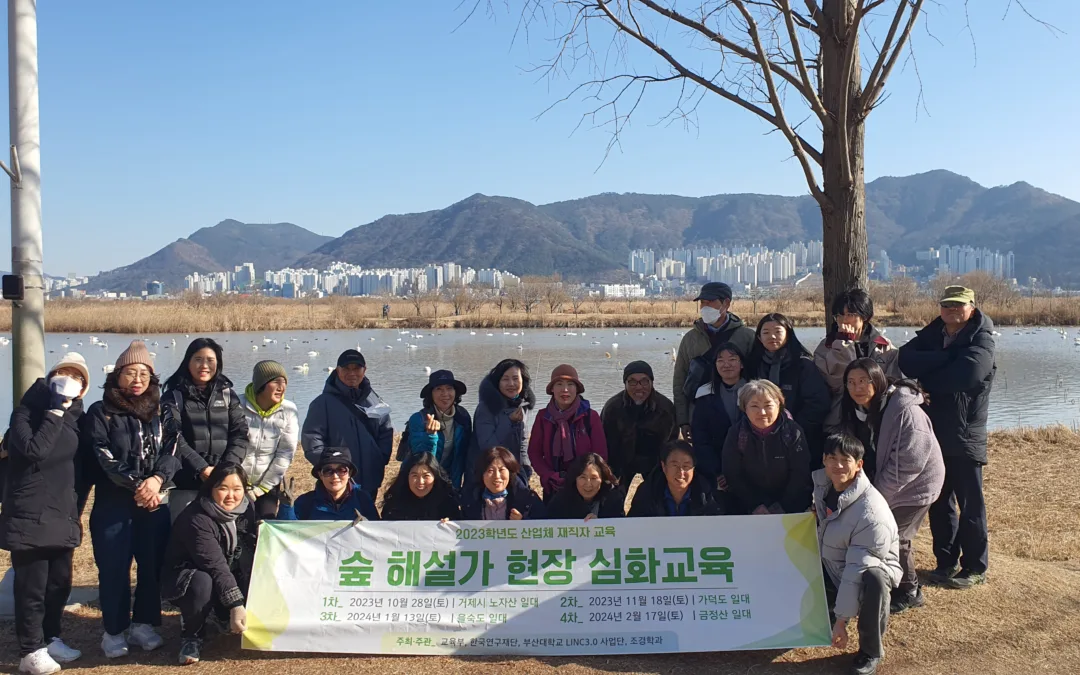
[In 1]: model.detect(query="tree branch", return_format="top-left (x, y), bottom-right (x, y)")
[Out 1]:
top-left (778, 0), bottom-right (830, 127)
top-left (732, 1), bottom-right (827, 206)
top-left (862, 0), bottom-right (926, 115)
top-left (589, 0), bottom-right (824, 166)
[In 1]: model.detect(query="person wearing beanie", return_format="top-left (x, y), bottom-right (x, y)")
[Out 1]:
top-left (84, 339), bottom-right (180, 659)
top-left (404, 370), bottom-right (472, 489)
top-left (301, 350), bottom-right (393, 500)
top-left (238, 361), bottom-right (298, 520)
top-left (527, 364), bottom-right (607, 500)
top-left (601, 359), bottom-right (678, 487)
top-left (1, 354), bottom-right (92, 673)
top-left (162, 338), bottom-right (249, 523)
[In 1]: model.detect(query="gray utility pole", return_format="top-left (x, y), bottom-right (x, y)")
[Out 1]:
top-left (2, 0), bottom-right (45, 402)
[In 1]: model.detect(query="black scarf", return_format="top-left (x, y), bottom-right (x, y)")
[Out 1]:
top-left (103, 380), bottom-right (161, 423)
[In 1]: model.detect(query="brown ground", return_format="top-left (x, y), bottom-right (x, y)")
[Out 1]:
top-left (2, 427), bottom-right (1079, 674)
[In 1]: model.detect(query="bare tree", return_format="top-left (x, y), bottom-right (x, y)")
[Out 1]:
top-left (520, 282), bottom-right (543, 315)
top-left (506, 285), bottom-right (522, 312)
top-left (443, 281), bottom-right (470, 316)
top-left (880, 276), bottom-right (918, 312)
top-left (490, 288), bottom-right (506, 314)
top-left (590, 293), bottom-right (605, 314)
top-left (427, 290), bottom-right (441, 319)
top-left (569, 285), bottom-right (588, 314)
top-left (407, 286), bottom-right (424, 317)
top-left (475, 1), bottom-right (1043, 313)
top-left (747, 286), bottom-right (766, 315)
top-left (544, 282), bottom-right (568, 313)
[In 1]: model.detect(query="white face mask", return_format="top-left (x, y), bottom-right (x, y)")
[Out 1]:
top-left (700, 306), bottom-right (723, 325)
top-left (49, 374), bottom-right (83, 399)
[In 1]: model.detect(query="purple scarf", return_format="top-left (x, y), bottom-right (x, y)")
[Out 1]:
top-left (546, 397), bottom-right (581, 465)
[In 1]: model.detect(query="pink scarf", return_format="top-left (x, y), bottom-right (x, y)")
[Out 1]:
top-left (547, 397), bottom-right (580, 465)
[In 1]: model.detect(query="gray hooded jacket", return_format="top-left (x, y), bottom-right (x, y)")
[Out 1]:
top-left (874, 385), bottom-right (946, 509)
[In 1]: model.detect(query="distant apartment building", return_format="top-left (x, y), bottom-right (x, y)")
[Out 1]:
top-left (630, 241), bottom-right (817, 289)
top-left (600, 284), bottom-right (646, 298)
top-left (920, 245), bottom-right (1016, 280)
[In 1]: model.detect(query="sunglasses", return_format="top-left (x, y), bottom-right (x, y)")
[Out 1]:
top-left (320, 466), bottom-right (350, 478)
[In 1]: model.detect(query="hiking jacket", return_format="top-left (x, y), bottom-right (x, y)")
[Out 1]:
top-left (672, 315), bottom-right (756, 426)
top-left (750, 335), bottom-right (831, 455)
top-left (626, 466), bottom-right (724, 517)
top-left (813, 324), bottom-right (902, 431)
top-left (600, 390), bottom-right (677, 481)
top-left (527, 398), bottom-right (607, 498)
top-left (872, 385), bottom-right (946, 510)
top-left (546, 482), bottom-right (627, 520)
top-left (380, 488), bottom-right (462, 522)
top-left (460, 475), bottom-right (546, 520)
top-left (161, 499), bottom-right (257, 610)
top-left (162, 377), bottom-right (249, 491)
top-left (239, 393), bottom-right (298, 497)
top-left (406, 406), bottom-right (472, 489)
top-left (690, 381), bottom-right (743, 479)
top-left (302, 374), bottom-right (394, 498)
top-left (814, 469), bottom-right (902, 620)
top-left (279, 481), bottom-right (381, 522)
top-left (897, 310), bottom-right (996, 464)
top-left (0, 380), bottom-right (84, 552)
top-left (468, 374), bottom-right (535, 484)
top-left (722, 414), bottom-right (812, 514)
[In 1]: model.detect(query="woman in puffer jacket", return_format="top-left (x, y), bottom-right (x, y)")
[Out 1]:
top-left (238, 361), bottom-right (298, 519)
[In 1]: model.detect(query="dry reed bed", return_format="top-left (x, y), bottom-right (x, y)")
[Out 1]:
top-left (1, 294), bottom-right (1079, 333)
top-left (2, 427), bottom-right (1080, 673)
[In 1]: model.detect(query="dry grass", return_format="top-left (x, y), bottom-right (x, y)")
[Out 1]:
top-left (2, 429), bottom-right (1080, 674)
top-left (3, 292), bottom-right (1080, 334)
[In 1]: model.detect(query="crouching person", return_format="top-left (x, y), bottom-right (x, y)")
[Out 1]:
top-left (161, 465), bottom-right (257, 666)
top-left (815, 434), bottom-right (902, 675)
top-left (277, 448), bottom-right (380, 522)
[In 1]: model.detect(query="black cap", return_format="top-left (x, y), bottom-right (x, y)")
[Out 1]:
top-left (694, 282), bottom-right (733, 302)
top-left (623, 360), bottom-right (654, 383)
top-left (312, 448), bottom-right (357, 479)
top-left (336, 349), bottom-right (366, 368)
top-left (421, 369), bottom-right (467, 400)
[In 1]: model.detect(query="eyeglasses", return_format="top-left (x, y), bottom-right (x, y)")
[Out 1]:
top-left (320, 466), bottom-right (350, 477)
top-left (120, 370), bottom-right (151, 381)
top-left (940, 302), bottom-right (965, 309)
top-left (626, 377), bottom-right (652, 388)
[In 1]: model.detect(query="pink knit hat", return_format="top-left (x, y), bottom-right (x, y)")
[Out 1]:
top-left (114, 340), bottom-right (154, 373)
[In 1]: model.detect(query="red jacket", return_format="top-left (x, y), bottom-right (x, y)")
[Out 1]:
top-left (527, 398), bottom-right (608, 498)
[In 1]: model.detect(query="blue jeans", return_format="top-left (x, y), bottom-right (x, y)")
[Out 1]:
top-left (89, 488), bottom-right (171, 635)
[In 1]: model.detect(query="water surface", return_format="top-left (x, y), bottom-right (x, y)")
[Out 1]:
top-left (1, 326), bottom-right (1077, 431)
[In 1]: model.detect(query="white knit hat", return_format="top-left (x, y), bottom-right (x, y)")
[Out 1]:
top-left (49, 352), bottom-right (91, 398)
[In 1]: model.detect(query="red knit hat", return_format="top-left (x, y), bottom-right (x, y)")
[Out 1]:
top-left (546, 364), bottom-right (584, 395)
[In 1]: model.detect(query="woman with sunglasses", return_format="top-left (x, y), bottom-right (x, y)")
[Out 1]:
top-left (277, 448), bottom-right (379, 522)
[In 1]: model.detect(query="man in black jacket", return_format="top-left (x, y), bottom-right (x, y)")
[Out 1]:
top-left (898, 286), bottom-right (995, 590)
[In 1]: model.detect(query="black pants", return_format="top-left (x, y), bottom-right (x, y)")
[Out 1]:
top-left (173, 570), bottom-right (228, 639)
top-left (929, 456), bottom-right (989, 574)
top-left (11, 548), bottom-right (74, 657)
top-left (89, 489), bottom-right (171, 635)
top-left (891, 503), bottom-right (931, 594)
top-left (824, 566), bottom-right (891, 659)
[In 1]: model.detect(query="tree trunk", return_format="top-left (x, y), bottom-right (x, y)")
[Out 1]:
top-left (819, 0), bottom-right (868, 315)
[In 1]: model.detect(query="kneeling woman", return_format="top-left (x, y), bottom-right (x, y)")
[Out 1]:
top-left (461, 447), bottom-right (545, 520)
top-left (628, 441), bottom-right (723, 517)
top-left (161, 465), bottom-right (257, 666)
top-left (279, 449), bottom-right (380, 521)
top-left (816, 434), bottom-right (902, 675)
top-left (381, 453), bottom-right (462, 521)
top-left (547, 454), bottom-right (626, 520)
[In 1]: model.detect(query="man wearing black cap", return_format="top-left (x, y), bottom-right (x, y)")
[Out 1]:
top-left (301, 350), bottom-right (393, 499)
top-left (673, 282), bottom-right (756, 440)
top-left (602, 361), bottom-right (678, 487)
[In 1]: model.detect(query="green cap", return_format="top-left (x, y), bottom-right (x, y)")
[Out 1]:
top-left (940, 286), bottom-right (975, 305)
top-left (252, 360), bottom-right (288, 392)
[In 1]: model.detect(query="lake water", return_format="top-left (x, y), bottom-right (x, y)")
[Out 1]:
top-left (1, 326), bottom-right (1078, 431)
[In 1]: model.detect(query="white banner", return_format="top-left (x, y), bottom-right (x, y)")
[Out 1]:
top-left (242, 514), bottom-right (830, 655)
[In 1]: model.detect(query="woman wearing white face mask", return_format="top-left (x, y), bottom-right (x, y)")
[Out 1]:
top-left (672, 282), bottom-right (756, 443)
top-left (0, 353), bottom-right (90, 674)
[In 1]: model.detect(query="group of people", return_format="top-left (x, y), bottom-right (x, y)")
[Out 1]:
top-left (0, 282), bottom-right (996, 675)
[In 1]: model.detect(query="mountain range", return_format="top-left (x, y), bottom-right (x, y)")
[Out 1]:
top-left (85, 170), bottom-right (1080, 293)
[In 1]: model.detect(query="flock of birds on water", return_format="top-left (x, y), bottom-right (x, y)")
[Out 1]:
top-left (0, 325), bottom-right (1078, 377)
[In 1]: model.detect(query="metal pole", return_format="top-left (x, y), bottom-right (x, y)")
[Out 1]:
top-left (8, 0), bottom-right (45, 401)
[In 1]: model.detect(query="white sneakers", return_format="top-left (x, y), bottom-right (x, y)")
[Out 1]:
top-left (100, 632), bottom-right (129, 659)
top-left (19, 639), bottom-right (81, 674)
top-left (18, 648), bottom-right (61, 675)
top-left (127, 623), bottom-right (165, 651)
top-left (46, 639), bottom-right (81, 663)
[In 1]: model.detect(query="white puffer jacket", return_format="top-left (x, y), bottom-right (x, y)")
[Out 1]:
top-left (239, 394), bottom-right (299, 495)
top-left (814, 469), bottom-right (902, 620)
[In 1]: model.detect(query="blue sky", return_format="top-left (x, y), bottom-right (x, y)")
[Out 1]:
top-left (1, 1), bottom-right (1077, 275)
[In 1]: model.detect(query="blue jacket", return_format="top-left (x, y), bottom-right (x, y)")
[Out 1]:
top-left (302, 374), bottom-right (393, 499)
top-left (406, 407), bottom-right (472, 488)
top-left (278, 481), bottom-right (380, 522)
